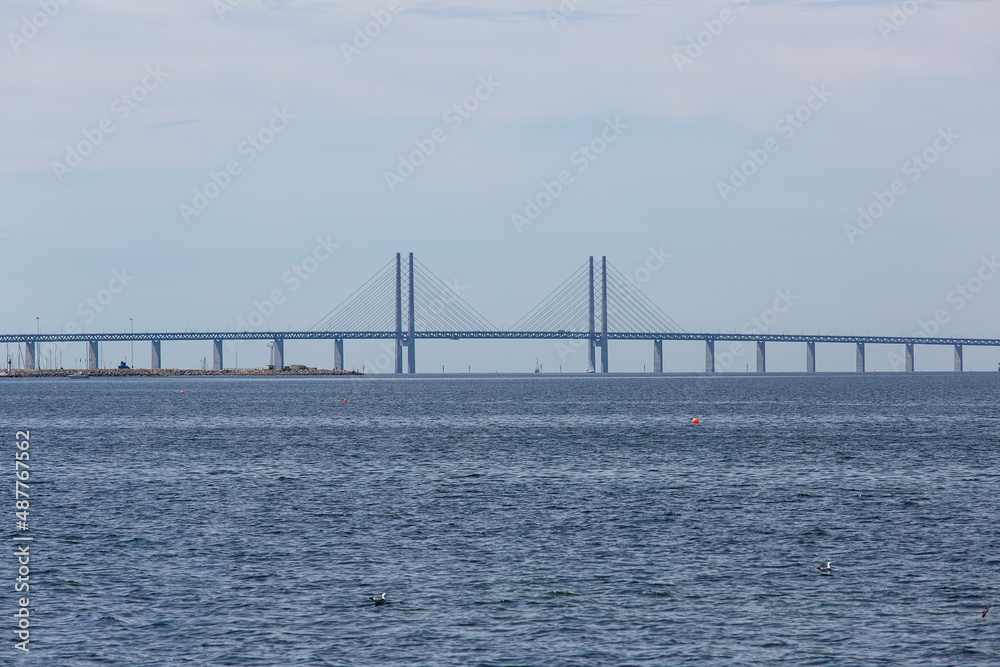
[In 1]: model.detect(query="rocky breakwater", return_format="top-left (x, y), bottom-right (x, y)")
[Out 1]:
top-left (0, 368), bottom-right (362, 378)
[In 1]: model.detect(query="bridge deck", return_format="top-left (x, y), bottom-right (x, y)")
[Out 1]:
top-left (4, 331), bottom-right (1000, 346)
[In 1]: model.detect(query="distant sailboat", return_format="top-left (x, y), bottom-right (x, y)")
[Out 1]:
top-left (534, 358), bottom-right (541, 373)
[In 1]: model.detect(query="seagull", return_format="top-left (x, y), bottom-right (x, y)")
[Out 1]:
top-left (367, 592), bottom-right (387, 605)
top-left (984, 604), bottom-right (991, 618)
top-left (817, 562), bottom-right (832, 574)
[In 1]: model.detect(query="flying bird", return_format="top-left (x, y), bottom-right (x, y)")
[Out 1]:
top-left (817, 562), bottom-right (832, 574)
top-left (368, 592), bottom-right (387, 605)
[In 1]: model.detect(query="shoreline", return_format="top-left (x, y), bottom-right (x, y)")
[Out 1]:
top-left (0, 368), bottom-right (361, 378)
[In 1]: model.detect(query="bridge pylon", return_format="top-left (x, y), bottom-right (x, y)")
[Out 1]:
top-left (24, 340), bottom-right (36, 370)
top-left (588, 257), bottom-right (596, 373)
top-left (395, 253), bottom-right (403, 374)
top-left (311, 252), bottom-right (494, 373)
top-left (510, 255), bottom-right (683, 373)
top-left (407, 252), bottom-right (416, 373)
top-left (600, 256), bottom-right (609, 373)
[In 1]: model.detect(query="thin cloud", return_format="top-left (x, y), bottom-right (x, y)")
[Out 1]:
top-left (402, 4), bottom-right (622, 23)
top-left (144, 119), bottom-right (203, 130)
top-left (261, 0), bottom-right (339, 12)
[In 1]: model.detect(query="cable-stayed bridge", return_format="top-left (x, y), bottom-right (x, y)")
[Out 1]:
top-left (4, 253), bottom-right (999, 373)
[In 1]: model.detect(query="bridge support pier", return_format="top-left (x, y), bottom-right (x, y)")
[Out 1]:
top-left (653, 340), bottom-right (662, 373)
top-left (212, 339), bottom-right (224, 370)
top-left (806, 342), bottom-right (816, 373)
top-left (24, 341), bottom-right (36, 370)
top-left (705, 340), bottom-right (715, 373)
top-left (954, 344), bottom-right (963, 372)
top-left (334, 339), bottom-right (344, 371)
top-left (273, 338), bottom-right (284, 369)
top-left (856, 342), bottom-right (865, 373)
top-left (87, 340), bottom-right (99, 370)
top-left (905, 343), bottom-right (914, 372)
top-left (151, 340), bottom-right (161, 369)
top-left (756, 340), bottom-right (766, 373)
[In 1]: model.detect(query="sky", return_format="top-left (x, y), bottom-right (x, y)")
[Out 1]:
top-left (1, 0), bottom-right (998, 373)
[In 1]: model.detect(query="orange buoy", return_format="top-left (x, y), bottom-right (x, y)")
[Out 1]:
top-left (691, 418), bottom-right (700, 424)
top-left (53, 386), bottom-right (57, 389)
top-left (180, 390), bottom-right (185, 394)
top-left (343, 398), bottom-right (348, 403)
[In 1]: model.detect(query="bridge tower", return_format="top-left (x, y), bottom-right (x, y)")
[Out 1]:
top-left (87, 340), bottom-right (99, 370)
top-left (588, 257), bottom-right (596, 373)
top-left (600, 256), bottom-right (608, 373)
top-left (272, 338), bottom-right (284, 369)
top-left (407, 252), bottom-right (416, 373)
top-left (334, 339), bottom-right (344, 371)
top-left (395, 253), bottom-right (403, 374)
top-left (212, 339), bottom-right (224, 370)
top-left (311, 252), bottom-right (493, 374)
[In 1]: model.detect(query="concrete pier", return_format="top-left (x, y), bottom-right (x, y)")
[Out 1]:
top-left (334, 338), bottom-right (344, 371)
top-left (806, 341), bottom-right (816, 373)
top-left (273, 338), bottom-right (284, 369)
top-left (705, 340), bottom-right (715, 373)
top-left (856, 342), bottom-right (865, 373)
top-left (954, 344), bottom-right (963, 372)
top-left (653, 340), bottom-right (663, 373)
top-left (212, 339), bottom-right (223, 370)
top-left (151, 340), bottom-right (161, 369)
top-left (23, 341), bottom-right (36, 370)
top-left (87, 340), bottom-right (99, 370)
top-left (905, 343), bottom-right (914, 372)
top-left (756, 340), bottom-right (765, 373)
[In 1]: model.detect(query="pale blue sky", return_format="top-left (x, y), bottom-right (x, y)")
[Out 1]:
top-left (2, 0), bottom-right (997, 372)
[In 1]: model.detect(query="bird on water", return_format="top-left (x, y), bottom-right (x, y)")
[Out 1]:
top-left (368, 592), bottom-right (387, 605)
top-left (817, 562), bottom-right (832, 574)
top-left (983, 603), bottom-right (991, 618)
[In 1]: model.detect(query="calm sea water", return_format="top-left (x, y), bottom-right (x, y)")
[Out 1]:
top-left (3, 374), bottom-right (1000, 665)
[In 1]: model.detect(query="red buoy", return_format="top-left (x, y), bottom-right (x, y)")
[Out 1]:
top-left (180, 391), bottom-right (185, 394)
top-left (692, 418), bottom-right (700, 424)
top-left (343, 398), bottom-right (348, 403)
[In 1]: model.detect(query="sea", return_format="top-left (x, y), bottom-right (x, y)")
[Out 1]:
top-left (3, 373), bottom-right (1000, 665)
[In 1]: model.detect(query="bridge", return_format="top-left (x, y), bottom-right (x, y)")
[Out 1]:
top-left (4, 253), bottom-right (997, 373)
